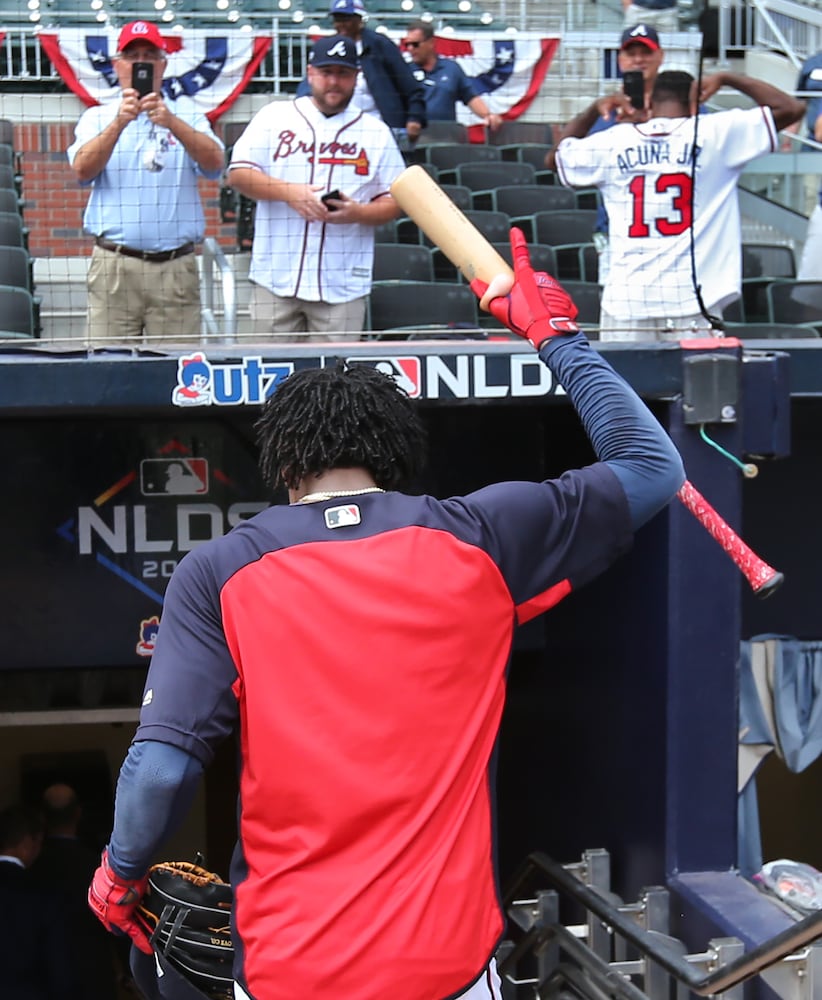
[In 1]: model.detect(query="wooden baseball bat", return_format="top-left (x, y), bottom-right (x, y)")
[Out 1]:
top-left (391, 165), bottom-right (514, 285)
top-left (389, 164), bottom-right (785, 598)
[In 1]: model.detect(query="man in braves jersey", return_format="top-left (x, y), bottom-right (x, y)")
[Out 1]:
top-left (227, 35), bottom-right (405, 340)
top-left (87, 229), bottom-right (685, 1000)
top-left (546, 70), bottom-right (804, 340)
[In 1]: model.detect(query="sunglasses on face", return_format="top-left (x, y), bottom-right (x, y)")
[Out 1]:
top-left (404, 40), bottom-right (423, 48)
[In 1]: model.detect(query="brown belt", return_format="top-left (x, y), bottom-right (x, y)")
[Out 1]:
top-left (95, 237), bottom-right (195, 263)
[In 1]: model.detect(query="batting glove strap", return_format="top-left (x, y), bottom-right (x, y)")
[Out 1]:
top-left (89, 849), bottom-right (152, 954)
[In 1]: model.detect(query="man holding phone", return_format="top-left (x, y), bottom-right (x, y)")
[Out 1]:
top-left (545, 24), bottom-right (665, 300)
top-left (68, 21), bottom-right (224, 344)
top-left (228, 35), bottom-right (405, 340)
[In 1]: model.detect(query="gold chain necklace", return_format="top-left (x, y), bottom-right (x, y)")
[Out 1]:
top-left (295, 487), bottom-right (385, 505)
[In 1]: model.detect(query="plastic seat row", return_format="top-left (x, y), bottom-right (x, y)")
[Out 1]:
top-left (367, 278), bottom-right (604, 335)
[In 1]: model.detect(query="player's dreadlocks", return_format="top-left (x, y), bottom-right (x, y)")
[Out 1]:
top-left (255, 362), bottom-right (428, 492)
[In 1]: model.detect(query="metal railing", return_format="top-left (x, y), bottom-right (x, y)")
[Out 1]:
top-left (201, 237), bottom-right (238, 343)
top-left (500, 851), bottom-right (822, 1000)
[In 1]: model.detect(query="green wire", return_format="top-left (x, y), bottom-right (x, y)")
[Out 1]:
top-left (699, 424), bottom-right (758, 478)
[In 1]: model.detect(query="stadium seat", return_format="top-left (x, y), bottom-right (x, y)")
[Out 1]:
top-left (724, 322), bottom-right (820, 339)
top-left (416, 122), bottom-right (469, 145)
top-left (487, 120), bottom-right (553, 148)
top-left (516, 145), bottom-right (552, 172)
top-left (0, 211), bottom-right (26, 248)
top-left (439, 184), bottom-right (473, 211)
top-left (0, 119), bottom-right (14, 147)
top-left (372, 244), bottom-right (434, 282)
top-left (0, 245), bottom-right (40, 335)
top-left (529, 209), bottom-right (598, 247)
top-left (368, 279), bottom-right (479, 331)
top-left (742, 243), bottom-right (796, 279)
top-left (496, 184), bottom-right (575, 220)
top-left (741, 243), bottom-right (796, 322)
top-left (460, 210), bottom-right (512, 245)
top-left (766, 280), bottom-right (822, 330)
top-left (574, 187), bottom-right (601, 211)
top-left (375, 219), bottom-right (399, 244)
top-left (560, 279), bottom-right (602, 328)
top-left (453, 161), bottom-right (535, 195)
top-left (0, 188), bottom-right (22, 216)
top-left (0, 284), bottom-right (36, 338)
top-left (490, 241), bottom-right (558, 278)
top-left (425, 143), bottom-right (502, 174)
top-left (548, 242), bottom-right (600, 282)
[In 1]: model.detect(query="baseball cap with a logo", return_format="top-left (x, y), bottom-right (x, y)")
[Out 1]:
top-left (620, 23), bottom-right (661, 51)
top-left (117, 20), bottom-right (167, 53)
top-left (309, 35), bottom-right (359, 69)
top-left (329, 0), bottom-right (367, 16)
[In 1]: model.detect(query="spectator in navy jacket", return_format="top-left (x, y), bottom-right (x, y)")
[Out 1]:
top-left (298, 0), bottom-right (426, 147)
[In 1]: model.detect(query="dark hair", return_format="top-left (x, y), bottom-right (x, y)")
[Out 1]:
top-left (255, 363), bottom-right (427, 492)
top-left (0, 803), bottom-right (42, 851)
top-left (406, 19), bottom-right (434, 39)
top-left (651, 70), bottom-right (694, 110)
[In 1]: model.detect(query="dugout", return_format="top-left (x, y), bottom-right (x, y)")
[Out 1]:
top-left (0, 336), bottom-right (819, 973)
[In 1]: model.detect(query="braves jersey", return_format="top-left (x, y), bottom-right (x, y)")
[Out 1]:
top-left (554, 107), bottom-right (778, 319)
top-left (136, 475), bottom-right (630, 1000)
top-left (228, 96), bottom-right (405, 303)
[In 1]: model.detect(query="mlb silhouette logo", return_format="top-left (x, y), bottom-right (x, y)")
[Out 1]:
top-left (325, 504), bottom-right (361, 529)
top-left (347, 357), bottom-right (421, 398)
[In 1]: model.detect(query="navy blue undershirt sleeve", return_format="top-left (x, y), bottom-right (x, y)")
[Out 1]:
top-left (540, 334), bottom-right (685, 529)
top-left (107, 740), bottom-right (204, 878)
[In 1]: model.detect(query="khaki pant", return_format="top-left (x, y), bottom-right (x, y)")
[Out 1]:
top-left (87, 245), bottom-right (202, 344)
top-left (250, 282), bottom-right (366, 342)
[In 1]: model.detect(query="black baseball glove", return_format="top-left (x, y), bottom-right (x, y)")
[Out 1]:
top-left (135, 861), bottom-right (234, 1000)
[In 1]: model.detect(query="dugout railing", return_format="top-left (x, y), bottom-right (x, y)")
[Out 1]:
top-left (498, 849), bottom-right (822, 1000)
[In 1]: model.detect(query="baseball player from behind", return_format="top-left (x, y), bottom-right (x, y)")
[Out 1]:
top-left (228, 35), bottom-right (405, 340)
top-left (88, 229), bottom-right (685, 1000)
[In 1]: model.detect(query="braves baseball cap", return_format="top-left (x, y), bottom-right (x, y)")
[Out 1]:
top-left (117, 20), bottom-right (167, 53)
top-left (620, 23), bottom-right (661, 51)
top-left (309, 35), bottom-right (359, 68)
top-left (329, 0), bottom-right (367, 16)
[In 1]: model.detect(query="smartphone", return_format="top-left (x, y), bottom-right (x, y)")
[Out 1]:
top-left (622, 70), bottom-right (645, 111)
top-left (321, 189), bottom-right (342, 211)
top-left (132, 62), bottom-right (155, 99)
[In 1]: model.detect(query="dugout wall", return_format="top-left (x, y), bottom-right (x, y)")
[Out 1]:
top-left (0, 336), bottom-right (813, 963)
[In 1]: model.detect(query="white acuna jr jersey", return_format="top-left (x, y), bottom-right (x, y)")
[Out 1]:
top-left (554, 106), bottom-right (778, 319)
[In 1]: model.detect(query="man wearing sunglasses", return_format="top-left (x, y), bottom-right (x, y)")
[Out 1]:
top-left (404, 20), bottom-right (502, 132)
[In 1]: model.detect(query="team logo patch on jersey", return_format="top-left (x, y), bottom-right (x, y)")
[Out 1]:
top-left (325, 504), bottom-right (361, 529)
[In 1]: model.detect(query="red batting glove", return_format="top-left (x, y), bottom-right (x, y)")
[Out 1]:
top-left (88, 849), bottom-right (152, 954)
top-left (470, 227), bottom-right (579, 350)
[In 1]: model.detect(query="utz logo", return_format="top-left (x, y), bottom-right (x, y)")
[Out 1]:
top-left (172, 352), bottom-right (294, 407)
top-left (346, 357), bottom-right (421, 398)
top-left (136, 615), bottom-right (161, 657)
top-left (325, 504), bottom-right (361, 529)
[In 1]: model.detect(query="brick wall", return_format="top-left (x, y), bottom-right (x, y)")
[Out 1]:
top-left (14, 121), bottom-right (239, 258)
